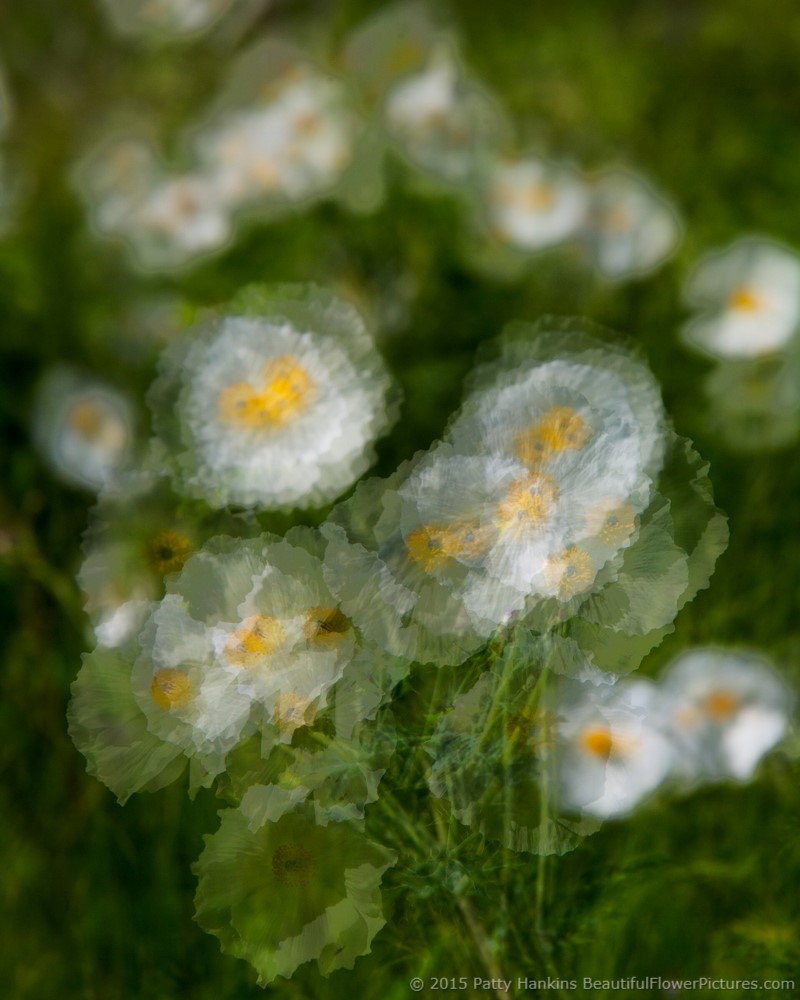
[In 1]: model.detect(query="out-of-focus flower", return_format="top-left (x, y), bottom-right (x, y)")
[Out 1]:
top-left (444, 327), bottom-right (666, 611)
top-left (682, 239), bottom-right (800, 359)
top-left (381, 45), bottom-right (506, 187)
top-left (75, 137), bottom-right (232, 270)
top-left (193, 44), bottom-right (363, 216)
top-left (556, 677), bottom-right (675, 818)
top-left (98, 0), bottom-right (236, 40)
top-left (193, 802), bottom-right (396, 984)
top-left (482, 156), bottom-right (588, 252)
top-left (321, 460), bottom-right (490, 668)
top-left (149, 285), bottom-right (398, 510)
top-left (137, 530), bottom-right (358, 759)
top-left (77, 468), bottom-right (248, 648)
top-left (583, 169), bottom-right (681, 280)
top-left (660, 649), bottom-right (791, 782)
top-left (32, 368), bottom-right (134, 491)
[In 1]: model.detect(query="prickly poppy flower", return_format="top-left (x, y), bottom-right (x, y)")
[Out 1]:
top-left (148, 284), bottom-right (398, 510)
top-left (682, 238), bottom-right (800, 359)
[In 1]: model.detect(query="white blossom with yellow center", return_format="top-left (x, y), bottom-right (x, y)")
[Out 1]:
top-left (557, 679), bottom-right (675, 819)
top-left (158, 295), bottom-right (395, 509)
top-left (32, 369), bottom-right (134, 491)
top-left (584, 170), bottom-right (681, 280)
top-left (660, 649), bottom-right (791, 782)
top-left (682, 239), bottom-right (800, 359)
top-left (485, 156), bottom-right (589, 251)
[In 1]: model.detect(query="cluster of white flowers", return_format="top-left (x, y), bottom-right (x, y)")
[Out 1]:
top-left (324, 321), bottom-right (728, 671)
top-left (680, 237), bottom-right (800, 450)
top-left (75, 5), bottom-right (680, 280)
top-left (70, 524), bottom-right (407, 800)
top-left (76, 45), bottom-right (364, 270)
top-left (149, 285), bottom-right (398, 509)
top-left (557, 649), bottom-right (792, 819)
top-left (32, 368), bottom-right (135, 491)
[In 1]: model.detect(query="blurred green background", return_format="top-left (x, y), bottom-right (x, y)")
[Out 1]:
top-left (1, 0), bottom-right (799, 997)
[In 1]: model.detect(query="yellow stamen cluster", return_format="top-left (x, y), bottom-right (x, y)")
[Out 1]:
top-left (151, 668), bottom-right (193, 711)
top-left (147, 530), bottom-right (193, 576)
top-left (406, 520), bottom-right (489, 574)
top-left (304, 606), bottom-right (351, 645)
top-left (589, 501), bottom-right (636, 547)
top-left (494, 179), bottom-right (555, 212)
top-left (218, 355), bottom-right (315, 430)
top-left (495, 473), bottom-right (560, 534)
top-left (225, 614), bottom-right (286, 670)
top-left (271, 842), bottom-right (316, 887)
top-left (68, 400), bottom-right (106, 439)
top-left (544, 546), bottom-right (595, 599)
top-left (580, 725), bottom-right (614, 759)
top-left (515, 406), bottom-right (592, 467)
top-left (728, 287), bottom-right (761, 313)
top-left (702, 689), bottom-right (740, 721)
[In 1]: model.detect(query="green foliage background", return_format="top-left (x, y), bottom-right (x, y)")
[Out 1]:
top-left (1, 0), bottom-right (799, 997)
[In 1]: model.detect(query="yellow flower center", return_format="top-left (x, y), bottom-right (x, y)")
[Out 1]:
top-left (151, 668), bottom-right (193, 711)
top-left (585, 501), bottom-right (637, 547)
top-left (580, 725), bottom-right (614, 759)
top-left (729, 287), bottom-right (761, 313)
top-left (146, 530), bottom-right (193, 576)
top-left (515, 406), bottom-right (592, 467)
top-left (271, 842), bottom-right (316, 887)
top-left (495, 473), bottom-right (560, 533)
top-left (218, 355), bottom-right (315, 430)
top-left (68, 400), bottom-right (106, 440)
top-left (304, 606), bottom-right (351, 644)
top-left (225, 615), bottom-right (286, 670)
top-left (406, 520), bottom-right (489, 574)
top-left (543, 546), bottom-right (595, 599)
top-left (702, 689), bottom-right (740, 720)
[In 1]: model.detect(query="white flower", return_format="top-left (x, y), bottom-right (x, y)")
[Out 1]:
top-left (557, 678), bottom-right (675, 818)
top-left (131, 172), bottom-right (232, 267)
top-left (484, 156), bottom-right (589, 251)
top-left (682, 239), bottom-right (800, 359)
top-left (196, 64), bottom-right (357, 211)
top-left (32, 369), bottom-right (134, 491)
top-left (660, 649), bottom-right (791, 782)
top-left (100, 0), bottom-right (234, 38)
top-left (383, 46), bottom-right (504, 185)
top-left (584, 170), bottom-right (681, 280)
top-left (151, 286), bottom-right (397, 509)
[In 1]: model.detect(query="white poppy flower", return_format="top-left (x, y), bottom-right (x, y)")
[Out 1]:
top-left (660, 649), bottom-right (791, 782)
top-left (484, 156), bottom-right (589, 251)
top-left (682, 239), bottom-right (800, 359)
top-left (130, 172), bottom-right (232, 267)
top-left (32, 369), bottom-right (134, 491)
top-left (557, 679), bottom-right (675, 818)
top-left (150, 286), bottom-right (397, 510)
top-left (584, 170), bottom-right (681, 280)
